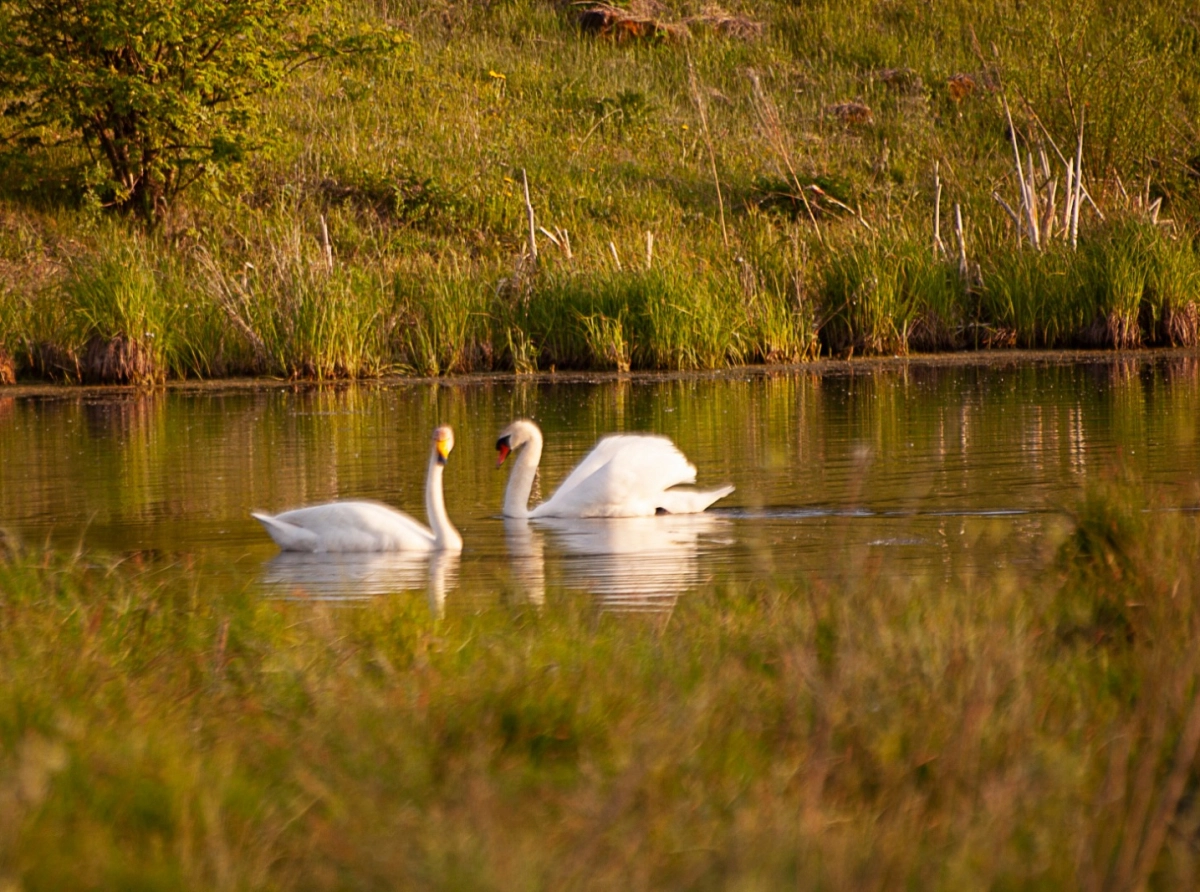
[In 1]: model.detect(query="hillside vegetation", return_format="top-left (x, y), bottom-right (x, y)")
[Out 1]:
top-left (2, 0), bottom-right (1199, 382)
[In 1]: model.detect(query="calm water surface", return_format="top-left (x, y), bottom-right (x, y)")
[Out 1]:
top-left (3, 356), bottom-right (1199, 614)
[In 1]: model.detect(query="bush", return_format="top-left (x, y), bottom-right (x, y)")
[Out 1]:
top-left (0, 0), bottom-right (403, 220)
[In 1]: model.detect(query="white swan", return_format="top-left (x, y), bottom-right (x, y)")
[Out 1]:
top-left (495, 418), bottom-right (734, 518)
top-left (252, 425), bottom-right (463, 553)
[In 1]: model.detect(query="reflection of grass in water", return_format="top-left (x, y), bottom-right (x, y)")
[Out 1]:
top-left (2, 479), bottom-right (1199, 886)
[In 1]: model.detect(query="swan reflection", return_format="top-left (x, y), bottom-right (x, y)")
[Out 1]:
top-left (259, 550), bottom-right (459, 615)
top-left (520, 514), bottom-right (729, 614)
top-left (505, 518), bottom-right (546, 606)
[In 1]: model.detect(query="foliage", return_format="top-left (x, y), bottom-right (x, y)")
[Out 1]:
top-left (0, 0), bottom-right (404, 219)
top-left (1, 0), bottom-right (1199, 379)
top-left (2, 474), bottom-right (1200, 886)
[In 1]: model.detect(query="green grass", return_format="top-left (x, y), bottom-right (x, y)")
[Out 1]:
top-left (2, 480), bottom-right (1200, 887)
top-left (2, 0), bottom-right (1200, 381)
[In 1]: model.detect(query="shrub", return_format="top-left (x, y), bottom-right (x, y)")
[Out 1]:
top-left (0, 0), bottom-right (403, 220)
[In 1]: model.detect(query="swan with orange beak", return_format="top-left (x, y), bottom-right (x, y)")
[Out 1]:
top-left (496, 419), bottom-right (733, 518)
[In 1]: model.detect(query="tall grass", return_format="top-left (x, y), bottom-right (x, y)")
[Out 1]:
top-left (2, 0), bottom-right (1200, 382)
top-left (2, 478), bottom-right (1200, 886)
top-left (226, 234), bottom-right (397, 380)
top-left (531, 266), bottom-right (749, 370)
top-left (978, 223), bottom-right (1200, 349)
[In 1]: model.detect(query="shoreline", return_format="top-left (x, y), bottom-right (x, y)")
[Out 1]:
top-left (1, 347), bottom-right (1195, 398)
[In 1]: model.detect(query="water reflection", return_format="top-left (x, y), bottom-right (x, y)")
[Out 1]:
top-left (260, 550), bottom-right (460, 614)
top-left (505, 518), bottom-right (546, 607)
top-left (2, 355), bottom-right (1200, 608)
top-left (527, 514), bottom-right (731, 614)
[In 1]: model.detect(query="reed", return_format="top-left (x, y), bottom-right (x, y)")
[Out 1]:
top-left (529, 266), bottom-right (748, 371)
top-left (819, 234), bottom-right (962, 355)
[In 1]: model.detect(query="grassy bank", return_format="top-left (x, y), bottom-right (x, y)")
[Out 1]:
top-left (1, 481), bottom-right (1199, 887)
top-left (2, 0), bottom-right (1200, 382)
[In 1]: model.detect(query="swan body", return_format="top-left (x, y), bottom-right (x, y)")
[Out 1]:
top-left (496, 419), bottom-right (734, 519)
top-left (252, 426), bottom-right (463, 553)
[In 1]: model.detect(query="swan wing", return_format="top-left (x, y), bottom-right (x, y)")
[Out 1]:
top-left (655, 484), bottom-right (736, 515)
top-left (533, 435), bottom-right (700, 518)
top-left (252, 512), bottom-right (321, 552)
top-left (258, 501), bottom-right (436, 552)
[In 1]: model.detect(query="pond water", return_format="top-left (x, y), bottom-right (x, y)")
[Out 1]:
top-left (2, 355), bottom-right (1199, 615)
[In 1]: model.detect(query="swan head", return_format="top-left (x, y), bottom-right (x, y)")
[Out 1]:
top-left (495, 418), bottom-right (540, 467)
top-left (433, 425), bottom-right (455, 465)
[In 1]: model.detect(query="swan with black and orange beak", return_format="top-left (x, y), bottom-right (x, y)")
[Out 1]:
top-left (252, 425), bottom-right (463, 553)
top-left (496, 419), bottom-right (733, 519)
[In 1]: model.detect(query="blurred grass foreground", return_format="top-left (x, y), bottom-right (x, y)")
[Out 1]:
top-left (2, 479), bottom-right (1200, 887)
top-left (2, 0), bottom-right (1200, 382)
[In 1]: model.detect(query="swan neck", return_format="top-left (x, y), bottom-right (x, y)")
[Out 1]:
top-left (502, 425), bottom-right (543, 519)
top-left (425, 451), bottom-right (462, 551)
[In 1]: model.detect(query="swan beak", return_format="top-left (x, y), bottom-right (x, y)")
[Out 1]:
top-left (496, 438), bottom-right (511, 468)
top-left (436, 438), bottom-right (452, 465)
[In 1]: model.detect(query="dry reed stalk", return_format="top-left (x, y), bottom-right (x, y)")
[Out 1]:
top-left (1026, 151), bottom-right (1041, 246)
top-left (645, 231), bottom-right (654, 269)
top-left (933, 162), bottom-right (945, 259)
top-left (319, 216), bottom-right (333, 271)
top-left (1022, 101), bottom-right (1104, 220)
top-left (1071, 112), bottom-right (1084, 249)
top-left (1002, 93), bottom-right (1038, 249)
top-left (556, 227), bottom-right (573, 261)
top-left (522, 169), bottom-right (538, 262)
top-left (687, 57), bottom-right (729, 249)
top-left (537, 226), bottom-right (560, 249)
top-left (954, 203), bottom-right (968, 278)
top-left (993, 192), bottom-right (1022, 231)
top-left (747, 70), bottom-right (823, 244)
top-left (1063, 159), bottom-right (1075, 233)
top-left (1116, 175), bottom-right (1132, 205)
top-left (608, 241), bottom-right (622, 270)
top-left (1041, 178), bottom-right (1058, 240)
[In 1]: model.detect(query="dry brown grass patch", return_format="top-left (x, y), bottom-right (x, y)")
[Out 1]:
top-left (577, 2), bottom-right (690, 42)
top-left (826, 101), bottom-right (874, 126)
top-left (1161, 301), bottom-right (1200, 347)
top-left (689, 6), bottom-right (763, 39)
top-left (0, 348), bottom-right (14, 385)
top-left (874, 67), bottom-right (923, 94)
top-left (1079, 313), bottom-right (1142, 349)
top-left (81, 335), bottom-right (162, 385)
top-left (947, 71), bottom-right (999, 103)
top-left (576, 3), bottom-right (762, 43)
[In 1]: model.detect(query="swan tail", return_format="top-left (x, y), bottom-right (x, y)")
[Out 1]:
top-left (252, 511), bottom-right (320, 552)
top-left (656, 484), bottom-right (735, 515)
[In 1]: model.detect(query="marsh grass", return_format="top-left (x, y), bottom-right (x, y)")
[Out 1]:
top-left (2, 479), bottom-right (1200, 887)
top-left (2, 0), bottom-right (1200, 382)
top-left (530, 266), bottom-right (748, 370)
top-left (974, 222), bottom-right (1200, 349)
top-left (393, 263), bottom-right (492, 376)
